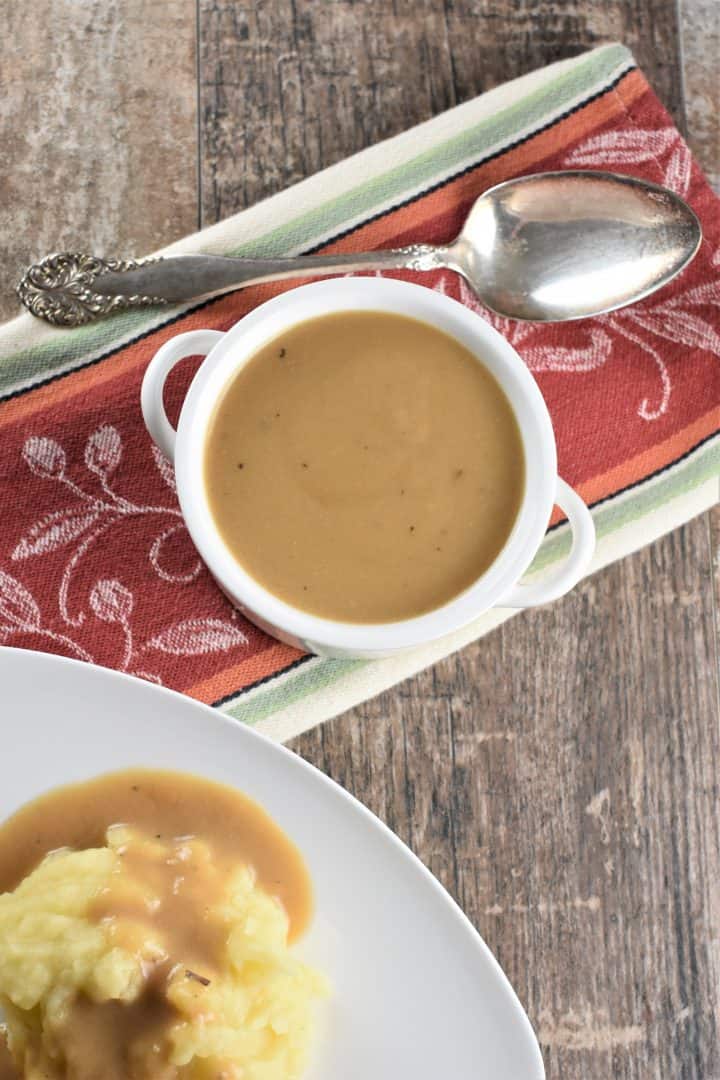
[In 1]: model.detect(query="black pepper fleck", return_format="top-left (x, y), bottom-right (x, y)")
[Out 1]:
top-left (185, 970), bottom-right (211, 987)
top-left (409, 525), bottom-right (415, 532)
top-left (237, 463), bottom-right (245, 469)
top-left (279, 347), bottom-right (286, 358)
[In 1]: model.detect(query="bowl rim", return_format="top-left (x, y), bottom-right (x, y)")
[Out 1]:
top-left (174, 278), bottom-right (558, 652)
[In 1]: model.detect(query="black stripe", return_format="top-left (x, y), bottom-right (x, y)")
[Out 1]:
top-left (212, 426), bottom-right (719, 712)
top-left (3, 63), bottom-right (635, 406)
top-left (301, 65), bottom-right (636, 256)
top-left (0, 302), bottom-right (218, 407)
top-left (547, 426), bottom-right (718, 529)
top-left (212, 653), bottom-right (315, 707)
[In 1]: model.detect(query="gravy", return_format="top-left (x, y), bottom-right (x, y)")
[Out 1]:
top-left (0, 1040), bottom-right (16, 1080)
top-left (0, 769), bottom-right (314, 1080)
top-left (205, 311), bottom-right (525, 623)
top-left (0, 768), bottom-right (311, 939)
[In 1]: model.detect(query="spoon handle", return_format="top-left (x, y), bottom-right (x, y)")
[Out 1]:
top-left (17, 246), bottom-right (446, 327)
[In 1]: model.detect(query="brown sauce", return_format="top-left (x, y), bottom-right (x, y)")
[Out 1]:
top-left (0, 768), bottom-right (311, 939)
top-left (0, 769), bottom-right (313, 1079)
top-left (59, 990), bottom-right (176, 1079)
top-left (0, 1039), bottom-right (17, 1080)
top-left (204, 311), bottom-right (525, 623)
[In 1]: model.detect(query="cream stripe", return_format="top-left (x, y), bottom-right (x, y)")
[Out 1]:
top-left (216, 432), bottom-right (719, 725)
top-left (257, 474), bottom-right (718, 744)
top-left (0, 46), bottom-right (632, 397)
top-left (160, 46), bottom-right (633, 258)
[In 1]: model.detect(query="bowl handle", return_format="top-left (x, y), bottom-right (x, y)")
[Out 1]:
top-left (141, 330), bottom-right (224, 461)
top-left (502, 478), bottom-right (595, 608)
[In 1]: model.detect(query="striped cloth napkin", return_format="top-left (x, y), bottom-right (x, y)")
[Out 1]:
top-left (0, 44), bottom-right (718, 742)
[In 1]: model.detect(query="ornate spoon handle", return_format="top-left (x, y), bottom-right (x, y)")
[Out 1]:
top-left (17, 246), bottom-right (446, 327)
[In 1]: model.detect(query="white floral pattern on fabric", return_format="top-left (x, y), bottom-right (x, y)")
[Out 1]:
top-left (564, 127), bottom-right (693, 197)
top-left (0, 427), bottom-right (248, 682)
top-left (435, 272), bottom-right (720, 422)
top-left (2, 114), bottom-right (717, 693)
top-left (426, 121), bottom-right (719, 423)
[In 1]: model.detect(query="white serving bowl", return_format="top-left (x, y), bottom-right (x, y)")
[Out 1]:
top-left (142, 278), bottom-right (594, 657)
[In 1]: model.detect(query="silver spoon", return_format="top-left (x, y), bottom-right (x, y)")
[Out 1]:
top-left (18, 170), bottom-right (701, 328)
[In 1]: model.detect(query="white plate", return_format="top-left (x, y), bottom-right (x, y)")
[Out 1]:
top-left (0, 648), bottom-right (544, 1079)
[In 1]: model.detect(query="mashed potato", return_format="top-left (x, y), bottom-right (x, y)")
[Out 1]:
top-left (0, 827), bottom-right (327, 1079)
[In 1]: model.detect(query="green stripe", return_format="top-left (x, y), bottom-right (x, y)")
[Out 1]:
top-left (221, 46), bottom-right (632, 261)
top-left (0, 45), bottom-right (631, 393)
top-left (224, 435), bottom-right (719, 727)
top-left (222, 658), bottom-right (364, 726)
top-left (0, 310), bottom-right (165, 398)
top-left (529, 435), bottom-right (720, 570)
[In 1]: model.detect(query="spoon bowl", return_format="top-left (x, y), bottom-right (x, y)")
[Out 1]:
top-left (18, 171), bottom-right (702, 327)
top-left (449, 171), bottom-right (702, 320)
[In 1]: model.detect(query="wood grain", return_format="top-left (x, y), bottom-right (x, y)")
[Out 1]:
top-left (711, 501), bottom-right (720, 693)
top-left (0, 1), bottom-right (717, 1078)
top-left (683, 0), bottom-right (720, 732)
top-left (198, 0), bottom-right (685, 223)
top-left (681, 0), bottom-right (720, 192)
top-left (293, 521), bottom-right (720, 1079)
top-left (197, 2), bottom-right (720, 1077)
top-left (0, 0), bottom-right (198, 324)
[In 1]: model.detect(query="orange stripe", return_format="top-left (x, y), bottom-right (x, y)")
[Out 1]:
top-left (544, 406), bottom-right (718, 526)
top-left (578, 407), bottom-right (718, 507)
top-left (192, 410), bottom-right (717, 703)
top-left (184, 639), bottom-right (303, 703)
top-left (0, 70), bottom-right (646, 429)
top-left (0, 294), bottom-right (282, 427)
top-left (0, 335), bottom-right (158, 427)
top-left (321, 70), bottom-right (648, 254)
top-left (615, 67), bottom-right (649, 110)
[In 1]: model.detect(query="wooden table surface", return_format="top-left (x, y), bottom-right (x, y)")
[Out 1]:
top-left (2, 2), bottom-right (719, 1077)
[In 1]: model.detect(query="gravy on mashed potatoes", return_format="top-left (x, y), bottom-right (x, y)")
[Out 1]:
top-left (0, 769), bottom-right (326, 1080)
